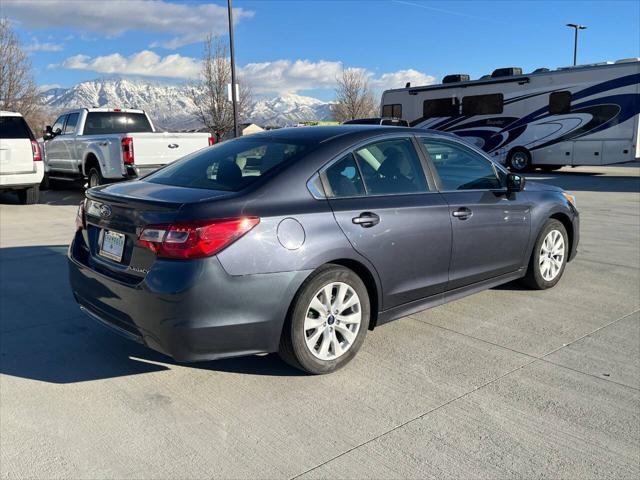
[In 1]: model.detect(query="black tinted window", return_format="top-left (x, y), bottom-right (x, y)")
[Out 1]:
top-left (382, 104), bottom-right (402, 118)
top-left (423, 97), bottom-right (459, 117)
top-left (146, 138), bottom-right (310, 192)
top-left (63, 113), bottom-right (79, 135)
top-left (0, 116), bottom-right (33, 139)
top-left (354, 138), bottom-right (428, 195)
top-left (422, 139), bottom-right (501, 190)
top-left (325, 154), bottom-right (365, 198)
top-left (461, 94), bottom-right (503, 115)
top-left (83, 112), bottom-right (153, 135)
top-left (549, 91), bottom-right (571, 114)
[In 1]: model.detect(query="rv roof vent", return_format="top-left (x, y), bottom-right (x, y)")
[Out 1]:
top-left (442, 74), bottom-right (470, 84)
top-left (491, 67), bottom-right (523, 78)
top-left (615, 58), bottom-right (640, 64)
top-left (479, 74), bottom-right (492, 80)
top-left (532, 68), bottom-right (550, 73)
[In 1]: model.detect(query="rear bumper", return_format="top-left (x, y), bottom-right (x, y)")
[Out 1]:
top-left (0, 162), bottom-right (44, 188)
top-left (68, 234), bottom-right (310, 362)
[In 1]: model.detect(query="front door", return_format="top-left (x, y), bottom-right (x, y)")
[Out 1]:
top-left (419, 137), bottom-right (531, 290)
top-left (43, 114), bottom-right (67, 171)
top-left (324, 137), bottom-right (452, 309)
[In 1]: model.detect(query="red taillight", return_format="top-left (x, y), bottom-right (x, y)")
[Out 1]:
top-left (208, 135), bottom-right (215, 146)
top-left (122, 137), bottom-right (134, 165)
top-left (137, 217), bottom-right (260, 259)
top-left (31, 140), bottom-right (41, 161)
top-left (76, 200), bottom-right (86, 231)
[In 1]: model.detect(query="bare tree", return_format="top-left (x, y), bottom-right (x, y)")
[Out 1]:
top-left (189, 34), bottom-right (251, 140)
top-left (0, 18), bottom-right (42, 130)
top-left (331, 68), bottom-right (378, 122)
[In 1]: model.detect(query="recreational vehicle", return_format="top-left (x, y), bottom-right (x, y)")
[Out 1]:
top-left (381, 59), bottom-right (640, 171)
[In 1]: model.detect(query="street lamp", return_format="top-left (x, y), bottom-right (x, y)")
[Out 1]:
top-left (566, 23), bottom-right (587, 66)
top-left (228, 0), bottom-right (239, 137)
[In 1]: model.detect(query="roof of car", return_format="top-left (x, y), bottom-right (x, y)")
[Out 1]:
top-left (0, 111), bottom-right (23, 117)
top-left (246, 125), bottom-right (442, 144)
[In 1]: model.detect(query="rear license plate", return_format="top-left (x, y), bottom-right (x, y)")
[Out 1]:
top-left (100, 230), bottom-right (126, 262)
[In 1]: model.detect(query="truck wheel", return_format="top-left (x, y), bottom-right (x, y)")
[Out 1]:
top-left (508, 149), bottom-right (531, 173)
top-left (88, 167), bottom-right (105, 188)
top-left (17, 186), bottom-right (40, 205)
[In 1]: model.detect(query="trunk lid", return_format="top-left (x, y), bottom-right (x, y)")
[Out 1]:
top-left (127, 132), bottom-right (210, 167)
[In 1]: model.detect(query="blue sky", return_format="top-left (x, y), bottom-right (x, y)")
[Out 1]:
top-left (3, 0), bottom-right (639, 100)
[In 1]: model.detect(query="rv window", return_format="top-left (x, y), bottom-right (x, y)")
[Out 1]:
top-left (423, 98), bottom-right (459, 118)
top-left (549, 91), bottom-right (572, 114)
top-left (461, 94), bottom-right (503, 115)
top-left (382, 104), bottom-right (402, 118)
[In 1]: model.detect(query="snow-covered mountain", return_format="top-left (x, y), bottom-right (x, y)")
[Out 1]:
top-left (40, 78), bottom-right (334, 130)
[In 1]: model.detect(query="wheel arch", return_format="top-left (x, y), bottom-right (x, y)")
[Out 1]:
top-left (82, 151), bottom-right (101, 176)
top-left (549, 212), bottom-right (575, 260)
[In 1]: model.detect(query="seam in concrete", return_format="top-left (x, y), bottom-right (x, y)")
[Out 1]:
top-left (290, 309), bottom-right (639, 479)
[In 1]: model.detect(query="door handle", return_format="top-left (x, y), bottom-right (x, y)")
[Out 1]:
top-left (452, 207), bottom-right (473, 220)
top-left (99, 142), bottom-right (108, 146)
top-left (352, 212), bottom-right (380, 228)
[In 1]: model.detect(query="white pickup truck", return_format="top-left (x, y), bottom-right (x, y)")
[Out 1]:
top-left (42, 108), bottom-right (213, 187)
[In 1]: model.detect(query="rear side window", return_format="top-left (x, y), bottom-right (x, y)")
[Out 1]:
top-left (325, 154), bottom-right (365, 198)
top-left (423, 97), bottom-right (460, 118)
top-left (146, 138), bottom-right (311, 192)
top-left (353, 138), bottom-right (428, 195)
top-left (0, 116), bottom-right (33, 139)
top-left (83, 112), bottom-right (153, 135)
top-left (63, 113), bottom-right (79, 135)
top-left (549, 91), bottom-right (572, 114)
top-left (382, 104), bottom-right (402, 118)
top-left (422, 139), bottom-right (501, 191)
top-left (461, 93), bottom-right (503, 115)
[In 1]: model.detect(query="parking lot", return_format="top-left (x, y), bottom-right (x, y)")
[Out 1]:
top-left (0, 164), bottom-right (638, 479)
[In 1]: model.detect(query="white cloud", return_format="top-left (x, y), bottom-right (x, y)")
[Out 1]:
top-left (50, 50), bottom-right (436, 93)
top-left (370, 69), bottom-right (436, 90)
top-left (24, 40), bottom-right (64, 52)
top-left (3, 0), bottom-right (254, 49)
top-left (50, 51), bottom-right (201, 80)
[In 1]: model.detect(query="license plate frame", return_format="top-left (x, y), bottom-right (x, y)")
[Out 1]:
top-left (99, 230), bottom-right (126, 262)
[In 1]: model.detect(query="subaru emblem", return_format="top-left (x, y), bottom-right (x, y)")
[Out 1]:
top-left (99, 204), bottom-right (112, 218)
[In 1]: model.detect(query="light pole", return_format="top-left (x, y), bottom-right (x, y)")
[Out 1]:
top-left (228, 0), bottom-right (239, 137)
top-left (566, 23), bottom-right (587, 66)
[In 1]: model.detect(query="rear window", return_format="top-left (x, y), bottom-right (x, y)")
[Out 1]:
top-left (0, 116), bottom-right (33, 139)
top-left (145, 138), bottom-right (312, 192)
top-left (83, 112), bottom-right (153, 135)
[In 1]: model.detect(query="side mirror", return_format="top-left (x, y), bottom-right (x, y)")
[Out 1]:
top-left (506, 173), bottom-right (526, 193)
top-left (43, 125), bottom-right (54, 140)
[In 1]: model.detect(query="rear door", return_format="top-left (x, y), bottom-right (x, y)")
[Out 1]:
top-left (419, 137), bottom-right (531, 290)
top-left (324, 136), bottom-right (452, 310)
top-left (0, 115), bottom-right (34, 175)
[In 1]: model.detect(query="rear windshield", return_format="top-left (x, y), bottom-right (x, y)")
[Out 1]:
top-left (145, 137), bottom-right (311, 191)
top-left (0, 116), bottom-right (34, 139)
top-left (83, 112), bottom-right (153, 135)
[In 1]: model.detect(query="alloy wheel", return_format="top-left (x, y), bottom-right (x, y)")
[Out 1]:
top-left (304, 282), bottom-right (362, 361)
top-left (539, 229), bottom-right (565, 281)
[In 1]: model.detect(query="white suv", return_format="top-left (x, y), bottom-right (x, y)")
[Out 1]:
top-left (0, 111), bottom-right (43, 204)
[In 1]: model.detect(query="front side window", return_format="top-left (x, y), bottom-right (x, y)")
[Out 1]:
top-left (549, 91), bottom-right (572, 114)
top-left (461, 93), bottom-right (503, 115)
top-left (63, 113), bottom-right (79, 135)
top-left (353, 138), bottom-right (428, 195)
top-left (421, 139), bottom-right (502, 191)
top-left (83, 112), bottom-right (153, 135)
top-left (51, 115), bottom-right (66, 135)
top-left (324, 154), bottom-right (365, 198)
top-left (423, 97), bottom-right (460, 118)
top-left (146, 138), bottom-right (311, 192)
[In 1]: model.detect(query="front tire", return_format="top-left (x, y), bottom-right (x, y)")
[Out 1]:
top-left (508, 149), bottom-right (531, 173)
top-left (279, 265), bottom-right (370, 374)
top-left (17, 185), bottom-right (39, 205)
top-left (522, 219), bottom-right (568, 290)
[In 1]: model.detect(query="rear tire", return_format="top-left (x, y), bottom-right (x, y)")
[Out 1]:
top-left (17, 185), bottom-right (39, 205)
top-left (522, 219), bottom-right (568, 290)
top-left (87, 167), bottom-right (105, 188)
top-left (508, 149), bottom-right (531, 173)
top-left (279, 264), bottom-right (370, 374)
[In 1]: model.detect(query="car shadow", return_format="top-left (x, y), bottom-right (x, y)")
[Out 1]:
top-left (0, 187), bottom-right (85, 206)
top-left (0, 245), bottom-right (304, 384)
top-left (525, 170), bottom-right (640, 193)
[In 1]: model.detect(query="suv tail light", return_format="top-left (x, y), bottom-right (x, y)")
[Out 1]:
top-left (137, 217), bottom-right (259, 259)
top-left (208, 135), bottom-right (215, 146)
top-left (31, 140), bottom-right (41, 161)
top-left (122, 137), bottom-right (134, 165)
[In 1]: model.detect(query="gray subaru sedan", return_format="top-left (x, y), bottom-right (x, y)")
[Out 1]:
top-left (69, 125), bottom-right (579, 374)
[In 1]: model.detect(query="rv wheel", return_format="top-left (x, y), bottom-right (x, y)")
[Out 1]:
top-left (508, 149), bottom-right (531, 173)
